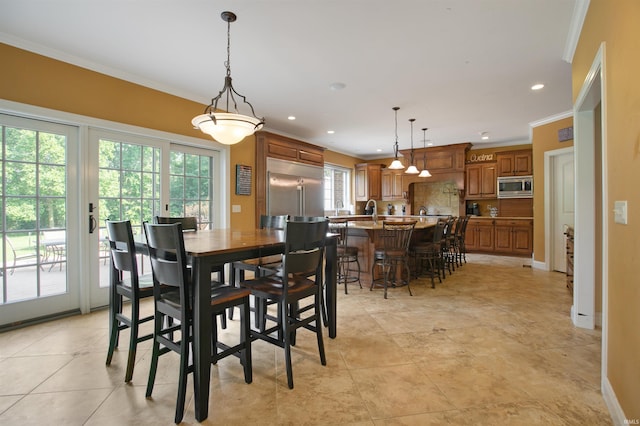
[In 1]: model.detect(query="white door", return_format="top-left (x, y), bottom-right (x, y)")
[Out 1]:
top-left (0, 114), bottom-right (80, 326)
top-left (87, 129), bottom-right (165, 309)
top-left (87, 131), bottom-right (221, 309)
top-left (551, 151), bottom-right (575, 272)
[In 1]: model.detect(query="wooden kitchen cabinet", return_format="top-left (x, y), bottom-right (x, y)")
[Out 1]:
top-left (355, 163), bottom-right (383, 201)
top-left (494, 219), bottom-right (533, 255)
top-left (465, 219), bottom-right (495, 251)
top-left (381, 169), bottom-right (404, 200)
top-left (496, 149), bottom-right (532, 176)
top-left (466, 163), bottom-right (497, 199)
top-left (257, 131), bottom-right (324, 167)
top-left (466, 218), bottom-right (532, 256)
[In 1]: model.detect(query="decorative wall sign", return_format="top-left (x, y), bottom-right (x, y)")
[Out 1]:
top-left (558, 126), bottom-right (574, 142)
top-left (235, 164), bottom-right (252, 195)
top-left (467, 153), bottom-right (494, 163)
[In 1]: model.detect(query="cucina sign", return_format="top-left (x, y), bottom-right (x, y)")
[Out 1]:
top-left (467, 153), bottom-right (494, 163)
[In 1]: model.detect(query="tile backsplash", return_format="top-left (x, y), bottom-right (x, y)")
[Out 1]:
top-left (412, 181), bottom-right (460, 216)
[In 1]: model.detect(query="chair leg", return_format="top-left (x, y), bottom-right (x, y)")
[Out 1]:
top-left (145, 314), bottom-right (162, 398)
top-left (319, 282), bottom-right (328, 327)
top-left (240, 298), bottom-right (253, 384)
top-left (404, 260), bottom-right (412, 296)
top-left (281, 302), bottom-right (295, 389)
top-left (383, 262), bottom-right (390, 299)
top-left (106, 294), bottom-right (121, 366)
top-left (124, 299), bottom-right (140, 382)
top-left (315, 294), bottom-right (326, 366)
top-left (174, 316), bottom-right (190, 424)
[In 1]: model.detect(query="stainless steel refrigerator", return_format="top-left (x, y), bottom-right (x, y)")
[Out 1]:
top-left (266, 157), bottom-right (324, 218)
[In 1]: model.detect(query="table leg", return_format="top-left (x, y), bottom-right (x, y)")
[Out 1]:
top-left (325, 238), bottom-right (338, 338)
top-left (191, 256), bottom-right (212, 421)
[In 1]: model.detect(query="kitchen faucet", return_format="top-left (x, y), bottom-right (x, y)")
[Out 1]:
top-left (419, 206), bottom-right (427, 216)
top-left (335, 199), bottom-right (344, 216)
top-left (365, 199), bottom-right (378, 224)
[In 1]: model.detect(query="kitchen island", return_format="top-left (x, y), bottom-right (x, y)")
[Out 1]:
top-left (329, 215), bottom-right (439, 275)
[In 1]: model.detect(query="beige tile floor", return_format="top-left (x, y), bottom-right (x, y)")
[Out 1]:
top-left (0, 254), bottom-right (612, 425)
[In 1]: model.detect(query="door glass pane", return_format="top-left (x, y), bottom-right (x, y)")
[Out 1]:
top-left (97, 138), bottom-right (160, 288)
top-left (168, 150), bottom-right (213, 229)
top-left (1, 125), bottom-right (67, 304)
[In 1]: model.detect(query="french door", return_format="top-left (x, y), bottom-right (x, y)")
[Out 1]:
top-left (87, 129), bottom-right (221, 308)
top-left (0, 114), bottom-right (80, 326)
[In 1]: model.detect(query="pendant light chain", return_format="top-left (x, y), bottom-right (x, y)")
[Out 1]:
top-left (225, 18), bottom-right (231, 78)
top-left (191, 11), bottom-right (264, 145)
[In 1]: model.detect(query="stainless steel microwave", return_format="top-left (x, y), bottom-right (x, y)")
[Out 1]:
top-left (497, 175), bottom-right (533, 198)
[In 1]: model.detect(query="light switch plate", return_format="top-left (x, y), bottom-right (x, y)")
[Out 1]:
top-left (232, 204), bottom-right (241, 213)
top-left (614, 200), bottom-right (627, 224)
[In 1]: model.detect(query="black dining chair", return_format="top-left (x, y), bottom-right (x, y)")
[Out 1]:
top-left (240, 219), bottom-right (328, 389)
top-left (143, 222), bottom-right (252, 424)
top-left (229, 214), bottom-right (288, 329)
top-left (154, 215), bottom-right (228, 328)
top-left (105, 219), bottom-right (168, 382)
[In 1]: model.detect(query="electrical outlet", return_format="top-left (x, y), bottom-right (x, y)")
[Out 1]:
top-left (613, 201), bottom-right (627, 224)
top-left (232, 204), bottom-right (241, 213)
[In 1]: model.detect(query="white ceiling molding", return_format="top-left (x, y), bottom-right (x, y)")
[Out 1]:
top-left (563, 0), bottom-right (591, 63)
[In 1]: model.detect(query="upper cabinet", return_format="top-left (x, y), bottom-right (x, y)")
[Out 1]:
top-left (381, 169), bottom-right (404, 200)
top-left (496, 149), bottom-right (532, 176)
top-left (256, 131), bottom-right (324, 167)
top-left (466, 163), bottom-right (497, 199)
top-left (355, 163), bottom-right (383, 201)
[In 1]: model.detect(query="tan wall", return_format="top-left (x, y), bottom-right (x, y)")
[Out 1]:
top-left (0, 43), bottom-right (204, 138)
top-left (1, 43), bottom-right (360, 231)
top-left (531, 117), bottom-right (574, 263)
top-left (229, 137), bottom-right (257, 231)
top-left (573, 0), bottom-right (640, 418)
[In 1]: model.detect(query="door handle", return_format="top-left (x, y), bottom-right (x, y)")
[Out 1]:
top-left (89, 215), bottom-right (97, 234)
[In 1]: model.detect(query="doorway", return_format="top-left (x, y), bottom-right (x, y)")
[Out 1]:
top-left (545, 148), bottom-right (575, 273)
top-left (0, 114), bottom-right (80, 326)
top-left (573, 44), bottom-right (606, 331)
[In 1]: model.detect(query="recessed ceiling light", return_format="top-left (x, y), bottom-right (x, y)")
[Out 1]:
top-left (427, 142), bottom-right (433, 146)
top-left (480, 132), bottom-right (489, 140)
top-left (327, 130), bottom-right (335, 134)
top-left (329, 82), bottom-right (346, 91)
top-left (531, 83), bottom-right (545, 91)
top-left (287, 116), bottom-right (296, 120)
top-left (376, 148), bottom-right (382, 152)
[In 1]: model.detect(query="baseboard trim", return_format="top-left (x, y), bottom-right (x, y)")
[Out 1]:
top-left (602, 376), bottom-right (627, 425)
top-left (532, 259), bottom-right (547, 270)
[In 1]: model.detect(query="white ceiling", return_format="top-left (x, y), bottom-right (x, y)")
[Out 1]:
top-left (0, 0), bottom-right (579, 159)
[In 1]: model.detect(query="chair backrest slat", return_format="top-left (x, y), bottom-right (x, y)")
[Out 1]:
top-left (106, 220), bottom-right (138, 276)
top-left (154, 216), bottom-right (198, 231)
top-left (144, 222), bottom-right (191, 306)
top-left (381, 221), bottom-right (416, 253)
top-left (282, 219), bottom-right (328, 286)
top-left (260, 214), bottom-right (288, 230)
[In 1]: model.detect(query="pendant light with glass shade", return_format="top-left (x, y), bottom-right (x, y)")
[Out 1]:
top-left (388, 107), bottom-right (405, 170)
top-left (191, 11), bottom-right (265, 145)
top-left (405, 118), bottom-right (420, 174)
top-left (418, 127), bottom-right (432, 177)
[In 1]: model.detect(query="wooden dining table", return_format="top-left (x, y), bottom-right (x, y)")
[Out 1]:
top-left (178, 227), bottom-right (338, 421)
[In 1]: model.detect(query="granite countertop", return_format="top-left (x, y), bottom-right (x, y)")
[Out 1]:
top-left (468, 216), bottom-right (533, 220)
top-left (346, 217), bottom-right (439, 230)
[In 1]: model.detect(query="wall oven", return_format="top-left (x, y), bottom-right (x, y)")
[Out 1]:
top-left (497, 175), bottom-right (533, 198)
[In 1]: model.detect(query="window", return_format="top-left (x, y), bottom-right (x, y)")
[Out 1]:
top-left (168, 150), bottom-right (214, 229)
top-left (323, 164), bottom-right (350, 212)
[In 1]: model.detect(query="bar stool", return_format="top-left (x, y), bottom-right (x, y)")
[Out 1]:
top-left (370, 220), bottom-right (416, 298)
top-left (329, 219), bottom-right (361, 294)
top-left (412, 219), bottom-right (446, 288)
